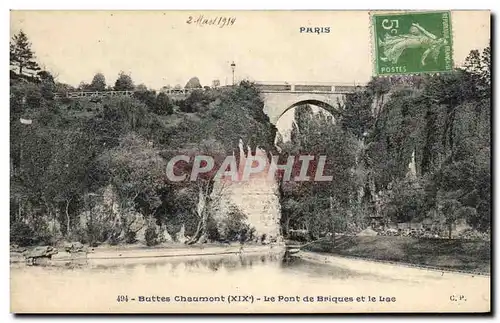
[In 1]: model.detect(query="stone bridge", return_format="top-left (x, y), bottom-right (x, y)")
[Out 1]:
top-left (255, 82), bottom-right (365, 125)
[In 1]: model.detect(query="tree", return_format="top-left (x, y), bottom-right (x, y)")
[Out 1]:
top-left (185, 77), bottom-right (202, 89)
top-left (462, 46), bottom-right (491, 98)
top-left (182, 90), bottom-right (212, 113)
top-left (144, 223), bottom-right (159, 246)
top-left (133, 85), bottom-right (157, 111)
top-left (90, 73), bottom-right (106, 91)
top-left (37, 70), bottom-right (56, 100)
top-left (10, 30), bottom-right (40, 76)
top-left (135, 84), bottom-right (148, 92)
top-left (277, 106), bottom-right (358, 239)
top-left (41, 129), bottom-right (98, 237)
top-left (96, 133), bottom-right (167, 242)
top-left (155, 92), bottom-right (174, 115)
top-left (280, 198), bottom-right (307, 237)
top-left (162, 139), bottom-right (229, 245)
top-left (9, 103), bottom-right (108, 244)
top-left (440, 199), bottom-right (462, 239)
top-left (37, 70), bottom-right (55, 84)
top-left (24, 83), bottom-right (43, 110)
top-left (341, 90), bottom-right (375, 139)
top-left (77, 82), bottom-right (92, 91)
top-left (220, 204), bottom-right (251, 241)
top-left (114, 71), bottom-right (134, 91)
top-left (101, 96), bottom-right (151, 133)
top-left (387, 179), bottom-right (426, 223)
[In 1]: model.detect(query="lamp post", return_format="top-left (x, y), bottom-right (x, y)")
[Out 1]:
top-left (230, 61), bottom-right (236, 86)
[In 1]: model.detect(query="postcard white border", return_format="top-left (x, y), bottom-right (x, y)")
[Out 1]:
top-left (2, 1), bottom-right (497, 322)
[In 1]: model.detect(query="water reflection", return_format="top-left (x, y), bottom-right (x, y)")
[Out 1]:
top-left (281, 256), bottom-right (378, 281)
top-left (11, 251), bottom-right (426, 286)
top-left (10, 250), bottom-right (490, 313)
top-left (83, 252), bottom-right (283, 274)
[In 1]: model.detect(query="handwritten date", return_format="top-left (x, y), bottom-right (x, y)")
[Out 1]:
top-left (187, 15), bottom-right (236, 28)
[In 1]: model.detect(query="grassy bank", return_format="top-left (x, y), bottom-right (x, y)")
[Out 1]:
top-left (303, 236), bottom-right (491, 274)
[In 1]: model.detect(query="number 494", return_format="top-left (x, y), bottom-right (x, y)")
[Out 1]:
top-left (117, 295), bottom-right (129, 302)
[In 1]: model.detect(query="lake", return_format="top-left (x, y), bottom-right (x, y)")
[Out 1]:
top-left (10, 251), bottom-right (490, 313)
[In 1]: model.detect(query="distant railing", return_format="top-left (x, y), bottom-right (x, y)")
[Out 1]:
top-left (54, 88), bottom-right (196, 99)
top-left (54, 82), bottom-right (366, 99)
top-left (57, 90), bottom-right (134, 99)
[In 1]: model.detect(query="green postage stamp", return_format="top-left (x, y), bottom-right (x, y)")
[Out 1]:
top-left (372, 11), bottom-right (453, 76)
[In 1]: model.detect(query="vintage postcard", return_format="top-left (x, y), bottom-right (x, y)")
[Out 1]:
top-left (9, 10), bottom-right (491, 313)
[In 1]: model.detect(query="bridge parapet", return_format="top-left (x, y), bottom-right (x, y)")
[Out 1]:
top-left (255, 82), bottom-right (365, 94)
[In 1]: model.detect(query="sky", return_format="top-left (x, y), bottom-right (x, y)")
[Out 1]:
top-left (10, 10), bottom-right (490, 90)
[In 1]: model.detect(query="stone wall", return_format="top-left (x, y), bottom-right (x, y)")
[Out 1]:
top-left (213, 142), bottom-right (282, 243)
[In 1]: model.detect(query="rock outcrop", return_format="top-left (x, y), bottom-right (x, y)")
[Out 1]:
top-left (213, 141), bottom-right (282, 244)
top-left (23, 246), bottom-right (58, 265)
top-left (63, 241), bottom-right (87, 253)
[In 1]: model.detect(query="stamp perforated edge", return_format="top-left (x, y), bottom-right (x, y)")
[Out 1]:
top-left (369, 10), bottom-right (455, 78)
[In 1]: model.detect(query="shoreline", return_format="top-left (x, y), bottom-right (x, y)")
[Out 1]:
top-left (10, 242), bottom-right (286, 266)
top-left (87, 243), bottom-right (285, 259)
top-left (301, 236), bottom-right (490, 275)
top-left (296, 250), bottom-right (491, 277)
top-left (11, 237), bottom-right (491, 277)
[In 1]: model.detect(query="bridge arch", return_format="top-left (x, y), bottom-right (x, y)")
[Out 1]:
top-left (261, 91), bottom-right (346, 125)
top-left (276, 99), bottom-right (342, 123)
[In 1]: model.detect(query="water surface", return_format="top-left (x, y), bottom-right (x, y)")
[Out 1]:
top-left (10, 252), bottom-right (490, 313)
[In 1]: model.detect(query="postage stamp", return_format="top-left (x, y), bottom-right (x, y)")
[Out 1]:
top-left (372, 11), bottom-right (453, 76)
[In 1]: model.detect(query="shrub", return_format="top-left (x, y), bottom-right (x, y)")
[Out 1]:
top-left (107, 230), bottom-right (121, 245)
top-left (182, 90), bottom-right (212, 113)
top-left (10, 221), bottom-right (35, 246)
top-left (125, 230), bottom-right (137, 244)
top-left (155, 92), bottom-right (174, 115)
top-left (221, 205), bottom-right (251, 241)
top-left (10, 85), bottom-right (25, 113)
top-left (145, 225), bottom-right (159, 246)
top-left (206, 215), bottom-right (221, 241)
top-left (72, 227), bottom-right (89, 245)
top-left (40, 81), bottom-right (55, 100)
top-left (238, 226), bottom-right (256, 243)
top-left (102, 97), bottom-right (150, 131)
top-left (61, 96), bottom-right (72, 105)
top-left (25, 83), bottom-right (42, 109)
top-left (133, 89), bottom-right (157, 110)
top-left (85, 221), bottom-right (103, 247)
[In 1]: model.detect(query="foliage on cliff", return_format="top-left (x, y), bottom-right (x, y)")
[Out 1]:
top-left (340, 46), bottom-right (491, 234)
top-left (278, 46), bottom-right (490, 240)
top-left (10, 59), bottom-right (276, 246)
